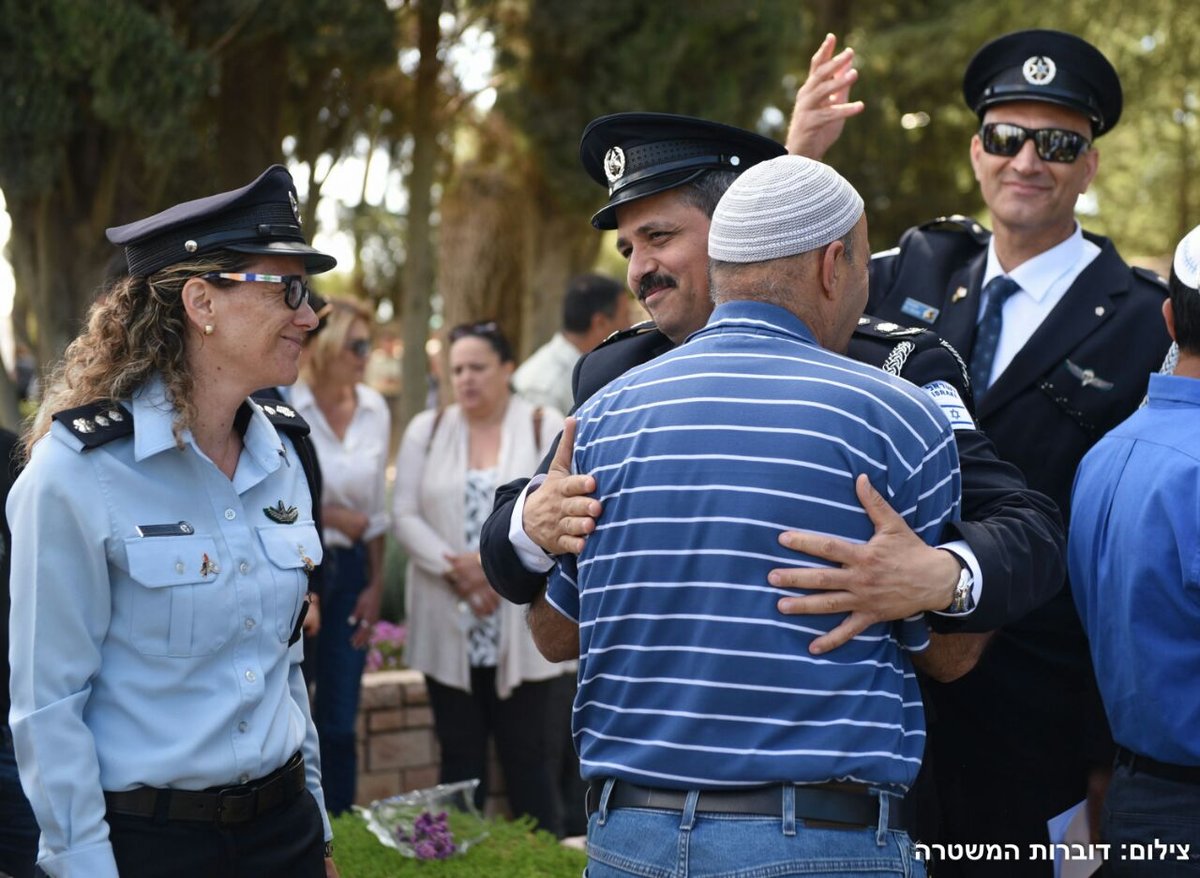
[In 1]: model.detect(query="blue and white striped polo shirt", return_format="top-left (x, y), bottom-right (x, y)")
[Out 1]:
top-left (546, 301), bottom-right (960, 793)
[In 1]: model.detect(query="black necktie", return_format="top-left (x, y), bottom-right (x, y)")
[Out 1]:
top-left (969, 276), bottom-right (1021, 397)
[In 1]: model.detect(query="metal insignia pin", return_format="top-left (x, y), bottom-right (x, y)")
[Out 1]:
top-left (1095, 306), bottom-right (1105, 317)
top-left (276, 405), bottom-right (295, 418)
top-left (95, 415), bottom-right (110, 427)
top-left (299, 546), bottom-right (315, 573)
top-left (200, 553), bottom-right (219, 577)
top-left (1022, 55), bottom-right (1056, 86)
top-left (108, 409), bottom-right (124, 422)
top-left (952, 286), bottom-right (968, 303)
top-left (185, 240), bottom-right (198, 253)
top-left (263, 404), bottom-right (277, 416)
top-left (603, 146), bottom-right (626, 184)
top-left (73, 418), bottom-right (95, 434)
top-left (264, 500), bottom-right (299, 524)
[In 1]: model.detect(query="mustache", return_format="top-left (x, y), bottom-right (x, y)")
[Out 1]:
top-left (637, 273), bottom-right (677, 300)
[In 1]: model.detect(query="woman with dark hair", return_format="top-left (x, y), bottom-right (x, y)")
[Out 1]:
top-left (8, 166), bottom-right (339, 878)
top-left (392, 321), bottom-right (566, 833)
top-left (291, 297), bottom-right (390, 815)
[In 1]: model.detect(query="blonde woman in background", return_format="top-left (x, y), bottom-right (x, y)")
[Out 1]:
top-left (292, 298), bottom-right (390, 815)
top-left (393, 321), bottom-right (567, 834)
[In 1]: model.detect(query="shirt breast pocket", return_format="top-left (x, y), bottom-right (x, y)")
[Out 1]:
top-left (124, 535), bottom-right (232, 657)
top-left (256, 523), bottom-right (323, 642)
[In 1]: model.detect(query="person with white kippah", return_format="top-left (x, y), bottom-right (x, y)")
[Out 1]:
top-left (1068, 224), bottom-right (1200, 876)
top-left (529, 154), bottom-right (960, 877)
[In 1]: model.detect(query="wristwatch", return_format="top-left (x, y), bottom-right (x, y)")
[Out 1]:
top-left (946, 563), bottom-right (976, 613)
top-left (325, 841), bottom-right (334, 859)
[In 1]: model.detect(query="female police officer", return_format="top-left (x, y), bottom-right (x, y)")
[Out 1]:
top-left (7, 167), bottom-right (340, 878)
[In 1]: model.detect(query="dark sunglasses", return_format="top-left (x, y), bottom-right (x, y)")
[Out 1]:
top-left (979, 123), bottom-right (1092, 164)
top-left (448, 320), bottom-right (500, 343)
top-left (202, 272), bottom-right (311, 310)
top-left (345, 339), bottom-right (371, 358)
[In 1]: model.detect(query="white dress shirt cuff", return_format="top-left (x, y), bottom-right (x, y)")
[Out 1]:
top-left (38, 841), bottom-right (120, 878)
top-left (931, 539), bottom-right (982, 617)
top-left (509, 475), bottom-right (555, 574)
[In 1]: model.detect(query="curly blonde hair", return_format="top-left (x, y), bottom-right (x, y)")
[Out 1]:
top-left (300, 297), bottom-right (373, 387)
top-left (29, 251), bottom-right (251, 455)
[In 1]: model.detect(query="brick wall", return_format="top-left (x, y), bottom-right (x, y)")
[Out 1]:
top-left (354, 669), bottom-right (508, 816)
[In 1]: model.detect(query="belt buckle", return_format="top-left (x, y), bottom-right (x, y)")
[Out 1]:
top-left (214, 786), bottom-right (257, 825)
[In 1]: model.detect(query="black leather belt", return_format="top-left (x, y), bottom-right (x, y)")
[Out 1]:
top-left (105, 751), bottom-right (305, 825)
top-left (587, 779), bottom-right (901, 830)
top-left (1116, 746), bottom-right (1200, 786)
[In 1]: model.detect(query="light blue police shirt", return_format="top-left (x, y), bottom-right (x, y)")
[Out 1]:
top-left (7, 375), bottom-right (329, 878)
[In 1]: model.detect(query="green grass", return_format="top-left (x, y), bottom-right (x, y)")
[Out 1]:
top-left (331, 811), bottom-right (587, 877)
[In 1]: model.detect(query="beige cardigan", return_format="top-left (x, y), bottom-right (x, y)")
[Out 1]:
top-left (392, 396), bottom-right (567, 697)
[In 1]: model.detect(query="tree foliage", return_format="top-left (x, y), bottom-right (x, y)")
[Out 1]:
top-left (0, 0), bottom-right (396, 427)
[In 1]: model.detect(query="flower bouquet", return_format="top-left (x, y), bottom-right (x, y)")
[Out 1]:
top-left (355, 779), bottom-right (488, 860)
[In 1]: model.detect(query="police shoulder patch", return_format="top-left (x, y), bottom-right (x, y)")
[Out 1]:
top-left (52, 401), bottom-right (134, 450)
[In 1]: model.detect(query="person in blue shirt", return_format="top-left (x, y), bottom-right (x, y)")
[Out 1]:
top-left (7, 167), bottom-right (341, 878)
top-left (1069, 224), bottom-right (1200, 875)
top-left (532, 155), bottom-right (960, 878)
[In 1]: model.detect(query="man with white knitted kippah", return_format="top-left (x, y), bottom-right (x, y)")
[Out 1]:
top-left (532, 151), bottom-right (960, 877)
top-left (1068, 224), bottom-right (1200, 874)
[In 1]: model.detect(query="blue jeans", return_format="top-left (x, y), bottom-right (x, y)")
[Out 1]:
top-left (0, 728), bottom-right (39, 878)
top-left (585, 780), bottom-right (924, 878)
top-left (313, 544), bottom-right (369, 815)
top-left (1102, 762), bottom-right (1200, 877)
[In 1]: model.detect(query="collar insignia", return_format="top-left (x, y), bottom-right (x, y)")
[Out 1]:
top-left (1022, 56), bottom-right (1056, 86)
top-left (264, 500), bottom-right (300, 524)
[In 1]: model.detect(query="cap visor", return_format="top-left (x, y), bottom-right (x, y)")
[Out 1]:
top-left (225, 241), bottom-right (338, 275)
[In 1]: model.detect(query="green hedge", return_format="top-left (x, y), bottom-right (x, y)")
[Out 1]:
top-left (330, 811), bottom-right (587, 877)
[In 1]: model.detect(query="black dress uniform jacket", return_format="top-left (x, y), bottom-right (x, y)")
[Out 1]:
top-left (866, 217), bottom-right (1170, 874)
top-left (479, 316), bottom-right (1064, 636)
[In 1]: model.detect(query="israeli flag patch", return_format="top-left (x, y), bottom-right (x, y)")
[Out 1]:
top-left (902, 297), bottom-right (940, 324)
top-left (922, 380), bottom-right (974, 431)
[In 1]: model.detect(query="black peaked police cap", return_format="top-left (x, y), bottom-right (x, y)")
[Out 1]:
top-left (580, 112), bottom-right (786, 230)
top-left (962, 29), bottom-right (1122, 136)
top-left (106, 165), bottom-right (337, 278)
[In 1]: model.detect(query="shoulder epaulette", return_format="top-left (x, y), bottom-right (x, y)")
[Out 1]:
top-left (854, 315), bottom-right (929, 342)
top-left (916, 214), bottom-right (991, 245)
top-left (594, 319), bottom-right (660, 352)
top-left (252, 397), bottom-right (311, 436)
top-left (1131, 266), bottom-right (1168, 290)
top-left (51, 402), bottom-right (134, 449)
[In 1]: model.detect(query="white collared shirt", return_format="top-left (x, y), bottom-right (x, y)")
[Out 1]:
top-left (290, 381), bottom-right (391, 549)
top-left (978, 223), bottom-right (1101, 387)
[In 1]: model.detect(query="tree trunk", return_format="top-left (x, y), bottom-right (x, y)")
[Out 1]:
top-left (399, 0), bottom-right (442, 431)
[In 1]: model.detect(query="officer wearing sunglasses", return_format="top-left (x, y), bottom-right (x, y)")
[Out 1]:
top-left (788, 28), bottom-right (1171, 878)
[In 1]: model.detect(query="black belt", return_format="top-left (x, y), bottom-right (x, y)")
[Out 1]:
top-left (105, 752), bottom-right (306, 825)
top-left (1115, 746), bottom-right (1200, 786)
top-left (587, 779), bottom-right (901, 830)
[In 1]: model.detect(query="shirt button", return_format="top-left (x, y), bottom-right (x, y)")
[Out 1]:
top-left (244, 670), bottom-right (256, 683)
top-left (237, 721), bottom-right (248, 733)
top-left (225, 509), bottom-right (236, 520)
top-left (239, 562), bottom-right (250, 575)
top-left (175, 561), bottom-right (185, 574)
top-left (244, 618), bottom-right (256, 631)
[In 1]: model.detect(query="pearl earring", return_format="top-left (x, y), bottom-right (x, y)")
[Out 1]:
top-left (204, 324), bottom-right (214, 336)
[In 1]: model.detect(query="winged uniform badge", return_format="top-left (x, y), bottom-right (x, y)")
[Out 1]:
top-left (1065, 359), bottom-right (1113, 390)
top-left (264, 500), bottom-right (300, 524)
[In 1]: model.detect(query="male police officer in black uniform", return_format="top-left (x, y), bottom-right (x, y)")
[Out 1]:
top-left (480, 112), bottom-right (1066, 678)
top-left (791, 29), bottom-right (1170, 877)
